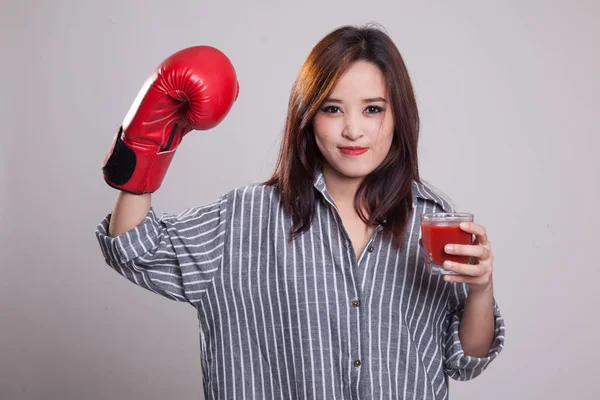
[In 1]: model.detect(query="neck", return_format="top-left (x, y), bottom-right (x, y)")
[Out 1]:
top-left (321, 163), bottom-right (363, 211)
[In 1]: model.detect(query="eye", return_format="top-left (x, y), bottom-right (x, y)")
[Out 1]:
top-left (321, 105), bottom-right (341, 114)
top-left (365, 106), bottom-right (383, 114)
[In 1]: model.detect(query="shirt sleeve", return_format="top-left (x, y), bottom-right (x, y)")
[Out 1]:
top-left (94, 193), bottom-right (229, 306)
top-left (443, 281), bottom-right (506, 381)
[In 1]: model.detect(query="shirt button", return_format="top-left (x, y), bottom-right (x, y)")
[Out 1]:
top-left (354, 359), bottom-right (361, 367)
top-left (352, 299), bottom-right (360, 308)
top-left (367, 246), bottom-right (374, 252)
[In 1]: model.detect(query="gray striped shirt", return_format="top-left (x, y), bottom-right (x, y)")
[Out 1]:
top-left (95, 171), bottom-right (505, 399)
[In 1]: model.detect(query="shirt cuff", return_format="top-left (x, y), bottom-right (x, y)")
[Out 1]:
top-left (444, 301), bottom-right (505, 381)
top-left (95, 207), bottom-right (162, 264)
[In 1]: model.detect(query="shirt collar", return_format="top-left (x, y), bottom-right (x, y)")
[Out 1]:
top-left (313, 170), bottom-right (385, 230)
top-left (313, 169), bottom-right (337, 209)
top-left (314, 169), bottom-right (453, 213)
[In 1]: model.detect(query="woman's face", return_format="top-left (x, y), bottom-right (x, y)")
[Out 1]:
top-left (313, 60), bottom-right (394, 185)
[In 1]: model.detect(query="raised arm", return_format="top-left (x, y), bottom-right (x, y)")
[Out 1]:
top-left (95, 45), bottom-right (239, 304)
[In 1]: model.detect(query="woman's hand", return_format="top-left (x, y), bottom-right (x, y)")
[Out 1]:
top-left (441, 221), bottom-right (494, 293)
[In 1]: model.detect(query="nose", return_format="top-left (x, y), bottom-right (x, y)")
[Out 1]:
top-left (341, 114), bottom-right (363, 141)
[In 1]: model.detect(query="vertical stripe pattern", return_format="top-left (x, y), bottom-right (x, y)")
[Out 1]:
top-left (95, 172), bottom-right (505, 399)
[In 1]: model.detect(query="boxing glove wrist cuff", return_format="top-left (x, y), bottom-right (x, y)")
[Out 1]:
top-left (102, 128), bottom-right (175, 194)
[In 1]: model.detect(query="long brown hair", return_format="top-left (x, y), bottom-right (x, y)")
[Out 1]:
top-left (265, 24), bottom-right (420, 246)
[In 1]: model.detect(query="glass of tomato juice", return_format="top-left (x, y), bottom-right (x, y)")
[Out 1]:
top-left (420, 212), bottom-right (474, 275)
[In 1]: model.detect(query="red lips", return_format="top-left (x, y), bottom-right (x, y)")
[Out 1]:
top-left (339, 146), bottom-right (368, 156)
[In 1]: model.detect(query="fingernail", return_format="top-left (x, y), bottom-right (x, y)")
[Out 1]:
top-left (460, 222), bottom-right (468, 229)
top-left (445, 245), bottom-right (453, 253)
top-left (444, 261), bottom-right (452, 268)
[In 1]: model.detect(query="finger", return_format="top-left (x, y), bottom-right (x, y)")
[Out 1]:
top-left (460, 222), bottom-right (490, 245)
top-left (443, 260), bottom-right (489, 277)
top-left (443, 274), bottom-right (485, 285)
top-left (445, 244), bottom-right (490, 260)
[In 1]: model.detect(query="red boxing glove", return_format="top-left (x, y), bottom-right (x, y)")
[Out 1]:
top-left (102, 46), bottom-right (239, 194)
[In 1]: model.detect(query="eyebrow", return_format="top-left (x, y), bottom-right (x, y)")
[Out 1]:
top-left (325, 97), bottom-right (387, 103)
